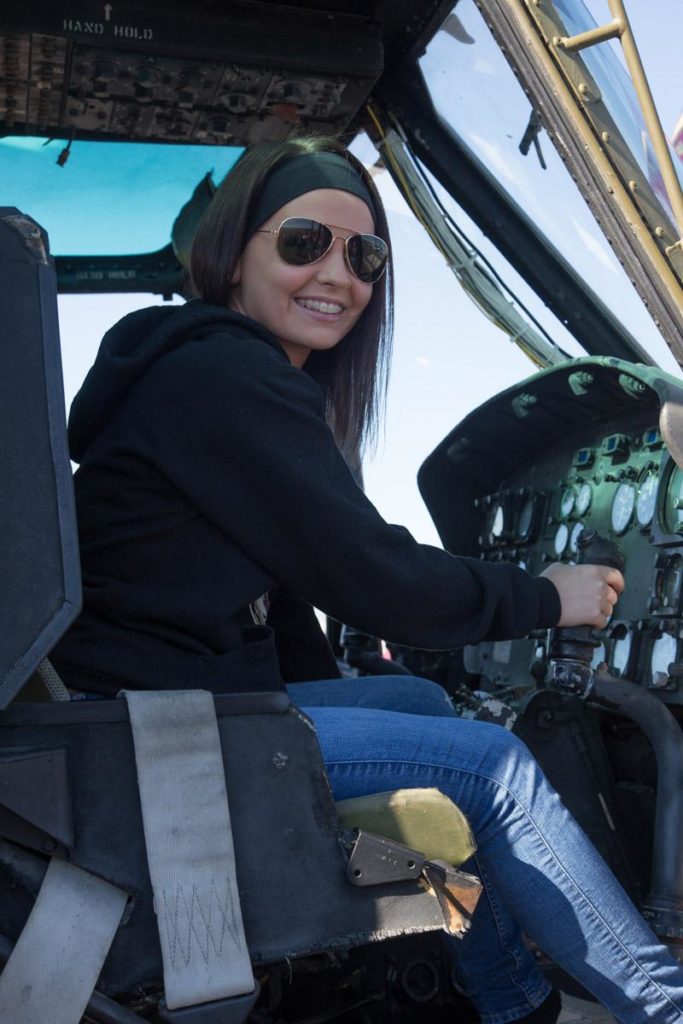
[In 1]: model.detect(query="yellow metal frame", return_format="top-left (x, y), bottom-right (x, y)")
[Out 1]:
top-left (557, 0), bottom-right (683, 246)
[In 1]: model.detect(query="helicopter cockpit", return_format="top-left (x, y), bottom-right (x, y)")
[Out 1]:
top-left (1, 0), bottom-right (683, 1022)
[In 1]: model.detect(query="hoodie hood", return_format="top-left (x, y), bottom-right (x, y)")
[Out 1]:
top-left (68, 300), bottom-right (283, 462)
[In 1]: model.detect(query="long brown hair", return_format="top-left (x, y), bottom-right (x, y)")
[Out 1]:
top-left (190, 136), bottom-right (393, 461)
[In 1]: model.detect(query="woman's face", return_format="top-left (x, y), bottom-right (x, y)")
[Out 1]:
top-left (229, 188), bottom-right (375, 367)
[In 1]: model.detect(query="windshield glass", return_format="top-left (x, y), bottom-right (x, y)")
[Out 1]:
top-left (554, 0), bottom-right (683, 221)
top-left (420, 0), bottom-right (680, 374)
top-left (0, 137), bottom-right (242, 254)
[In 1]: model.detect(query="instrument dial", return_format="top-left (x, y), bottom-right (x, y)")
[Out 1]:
top-left (576, 482), bottom-right (592, 516)
top-left (636, 469), bottom-right (659, 527)
top-left (559, 487), bottom-right (575, 518)
top-left (490, 504), bottom-right (505, 539)
top-left (516, 494), bottom-right (540, 543)
top-left (650, 633), bottom-right (677, 688)
top-left (655, 555), bottom-right (683, 612)
top-left (553, 523), bottom-right (569, 557)
top-left (569, 522), bottom-right (584, 555)
top-left (610, 627), bottom-right (632, 677)
top-left (610, 482), bottom-right (635, 535)
top-left (663, 465), bottom-right (683, 534)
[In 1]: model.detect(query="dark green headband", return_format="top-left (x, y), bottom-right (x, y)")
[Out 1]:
top-left (244, 151), bottom-right (377, 240)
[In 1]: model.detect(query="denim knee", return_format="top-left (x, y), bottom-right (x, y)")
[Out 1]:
top-left (381, 676), bottom-right (454, 717)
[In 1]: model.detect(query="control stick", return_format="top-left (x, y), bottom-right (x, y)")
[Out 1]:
top-left (547, 532), bottom-right (683, 942)
top-left (547, 529), bottom-right (624, 698)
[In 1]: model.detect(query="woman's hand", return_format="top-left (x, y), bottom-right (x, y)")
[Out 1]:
top-left (540, 562), bottom-right (625, 629)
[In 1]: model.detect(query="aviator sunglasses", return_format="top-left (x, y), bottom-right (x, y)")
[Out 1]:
top-left (256, 217), bottom-right (389, 285)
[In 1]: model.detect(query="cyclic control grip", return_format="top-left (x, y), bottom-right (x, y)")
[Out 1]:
top-left (547, 529), bottom-right (625, 696)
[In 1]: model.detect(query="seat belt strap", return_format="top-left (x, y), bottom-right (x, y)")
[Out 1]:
top-left (0, 857), bottom-right (127, 1024)
top-left (123, 690), bottom-right (255, 1011)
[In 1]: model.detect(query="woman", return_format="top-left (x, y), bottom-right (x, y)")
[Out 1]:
top-left (53, 136), bottom-right (683, 1023)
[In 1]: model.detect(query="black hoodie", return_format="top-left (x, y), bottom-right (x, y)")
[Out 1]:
top-left (52, 300), bottom-right (561, 696)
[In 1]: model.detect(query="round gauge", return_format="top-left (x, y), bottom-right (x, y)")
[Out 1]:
top-left (569, 522), bottom-right (584, 555)
top-left (559, 487), bottom-right (576, 518)
top-left (576, 482), bottom-right (592, 516)
top-left (655, 555), bottom-right (683, 611)
top-left (636, 469), bottom-right (659, 527)
top-left (553, 523), bottom-right (569, 557)
top-left (610, 482), bottom-right (635, 535)
top-left (490, 504), bottom-right (505, 539)
top-left (591, 642), bottom-right (607, 670)
top-left (517, 495), bottom-right (536, 541)
top-left (663, 465), bottom-right (683, 533)
top-left (650, 633), bottom-right (677, 688)
top-left (611, 628), bottom-right (632, 676)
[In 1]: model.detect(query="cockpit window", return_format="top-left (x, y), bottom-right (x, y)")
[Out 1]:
top-left (0, 137), bottom-right (242, 255)
top-left (420, 0), bottom-right (681, 372)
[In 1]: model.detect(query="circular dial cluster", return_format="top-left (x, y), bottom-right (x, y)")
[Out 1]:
top-left (552, 479), bottom-right (591, 560)
top-left (481, 490), bottom-right (544, 551)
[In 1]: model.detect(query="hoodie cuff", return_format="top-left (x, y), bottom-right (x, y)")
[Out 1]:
top-left (536, 575), bottom-right (562, 629)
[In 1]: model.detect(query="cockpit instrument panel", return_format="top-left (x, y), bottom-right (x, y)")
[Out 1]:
top-left (418, 358), bottom-right (683, 704)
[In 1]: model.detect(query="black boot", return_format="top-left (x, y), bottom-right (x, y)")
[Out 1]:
top-left (515, 988), bottom-right (562, 1024)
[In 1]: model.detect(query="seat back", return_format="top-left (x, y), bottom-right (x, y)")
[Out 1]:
top-left (0, 208), bottom-right (81, 710)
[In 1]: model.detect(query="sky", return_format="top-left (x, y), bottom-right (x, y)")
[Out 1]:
top-left (6, 0), bottom-right (683, 548)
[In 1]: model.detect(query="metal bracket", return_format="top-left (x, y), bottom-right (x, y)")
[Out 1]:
top-left (159, 984), bottom-right (260, 1024)
top-left (345, 831), bottom-right (483, 939)
top-left (346, 830), bottom-right (424, 886)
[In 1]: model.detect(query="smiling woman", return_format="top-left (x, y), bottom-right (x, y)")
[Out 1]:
top-left (190, 139), bottom-right (395, 459)
top-left (49, 132), bottom-right (683, 1024)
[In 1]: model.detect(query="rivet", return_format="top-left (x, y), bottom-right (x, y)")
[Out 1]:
top-left (601, 131), bottom-right (610, 143)
top-left (655, 226), bottom-right (665, 237)
top-left (578, 83), bottom-right (588, 94)
top-left (629, 180), bottom-right (638, 192)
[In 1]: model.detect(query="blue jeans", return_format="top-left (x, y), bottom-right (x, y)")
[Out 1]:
top-left (287, 675), bottom-right (683, 1024)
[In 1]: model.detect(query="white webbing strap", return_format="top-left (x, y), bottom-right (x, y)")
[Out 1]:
top-left (124, 690), bottom-right (254, 1011)
top-left (0, 857), bottom-right (127, 1024)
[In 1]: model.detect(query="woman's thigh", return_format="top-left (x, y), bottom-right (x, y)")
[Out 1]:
top-left (287, 674), bottom-right (456, 717)
top-left (295, 702), bottom-right (526, 811)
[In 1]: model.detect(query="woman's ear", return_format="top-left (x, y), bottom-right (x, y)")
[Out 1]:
top-left (229, 259), bottom-right (241, 287)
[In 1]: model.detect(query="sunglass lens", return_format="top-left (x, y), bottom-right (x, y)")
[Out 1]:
top-left (346, 234), bottom-right (389, 284)
top-left (277, 218), bottom-right (333, 266)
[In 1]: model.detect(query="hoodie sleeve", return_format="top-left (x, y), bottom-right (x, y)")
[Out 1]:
top-left (126, 332), bottom-right (561, 650)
